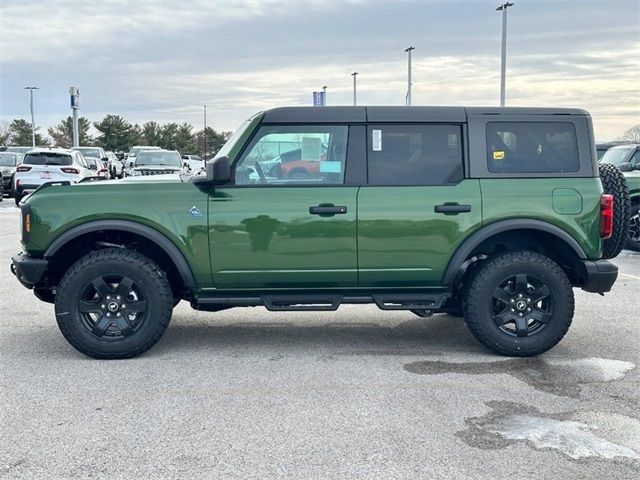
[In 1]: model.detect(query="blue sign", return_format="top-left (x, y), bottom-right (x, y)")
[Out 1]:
top-left (313, 91), bottom-right (325, 107)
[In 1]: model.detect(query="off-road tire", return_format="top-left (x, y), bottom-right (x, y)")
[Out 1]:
top-left (599, 163), bottom-right (630, 259)
top-left (55, 248), bottom-right (173, 359)
top-left (626, 205), bottom-right (640, 252)
top-left (464, 251), bottom-right (574, 357)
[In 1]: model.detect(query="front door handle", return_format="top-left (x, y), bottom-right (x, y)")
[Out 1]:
top-left (434, 204), bottom-right (472, 214)
top-left (309, 205), bottom-right (348, 215)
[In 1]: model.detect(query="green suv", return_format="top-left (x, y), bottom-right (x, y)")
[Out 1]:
top-left (11, 107), bottom-right (629, 359)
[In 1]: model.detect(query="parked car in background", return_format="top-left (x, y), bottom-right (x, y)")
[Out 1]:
top-left (600, 143), bottom-right (640, 172)
top-left (106, 151), bottom-right (125, 178)
top-left (13, 148), bottom-right (92, 205)
top-left (130, 149), bottom-right (186, 176)
top-left (0, 151), bottom-right (25, 197)
top-left (126, 146), bottom-right (161, 170)
top-left (601, 144), bottom-right (640, 251)
top-left (596, 141), bottom-right (630, 161)
top-left (181, 154), bottom-right (204, 173)
top-left (71, 146), bottom-right (109, 168)
top-left (84, 157), bottom-right (110, 179)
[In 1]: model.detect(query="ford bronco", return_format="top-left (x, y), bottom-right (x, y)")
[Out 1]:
top-left (11, 107), bottom-right (630, 359)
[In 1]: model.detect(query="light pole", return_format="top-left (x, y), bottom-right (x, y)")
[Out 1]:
top-left (405, 46), bottom-right (415, 106)
top-left (351, 72), bottom-right (358, 106)
top-left (23, 86), bottom-right (39, 147)
top-left (496, 2), bottom-right (514, 107)
top-left (322, 85), bottom-right (327, 105)
top-left (203, 105), bottom-right (207, 165)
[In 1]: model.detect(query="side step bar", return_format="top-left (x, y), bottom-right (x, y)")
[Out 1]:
top-left (194, 292), bottom-right (449, 313)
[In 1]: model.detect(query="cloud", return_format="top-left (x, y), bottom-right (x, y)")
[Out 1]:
top-left (0, 0), bottom-right (638, 140)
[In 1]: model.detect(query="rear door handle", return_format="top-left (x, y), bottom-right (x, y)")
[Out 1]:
top-left (309, 205), bottom-right (348, 215)
top-left (434, 204), bottom-right (471, 214)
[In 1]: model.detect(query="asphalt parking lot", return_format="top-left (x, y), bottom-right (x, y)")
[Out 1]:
top-left (1, 202), bottom-right (639, 479)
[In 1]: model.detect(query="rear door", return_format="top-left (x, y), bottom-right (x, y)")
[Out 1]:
top-left (358, 123), bottom-right (483, 287)
top-left (209, 123), bottom-right (360, 289)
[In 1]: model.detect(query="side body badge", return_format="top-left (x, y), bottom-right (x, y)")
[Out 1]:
top-left (189, 206), bottom-right (203, 217)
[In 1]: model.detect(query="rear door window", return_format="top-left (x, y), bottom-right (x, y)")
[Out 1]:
top-left (487, 122), bottom-right (579, 173)
top-left (367, 124), bottom-right (464, 185)
top-left (23, 153), bottom-right (73, 166)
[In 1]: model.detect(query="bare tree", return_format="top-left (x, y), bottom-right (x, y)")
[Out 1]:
top-left (622, 124), bottom-right (640, 143)
top-left (0, 121), bottom-right (11, 146)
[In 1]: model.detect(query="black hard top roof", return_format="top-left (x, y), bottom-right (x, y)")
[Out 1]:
top-left (262, 106), bottom-right (590, 123)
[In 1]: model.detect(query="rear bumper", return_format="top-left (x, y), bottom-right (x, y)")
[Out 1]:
top-left (578, 260), bottom-right (618, 293)
top-left (11, 253), bottom-right (48, 288)
top-left (15, 183), bottom-right (40, 197)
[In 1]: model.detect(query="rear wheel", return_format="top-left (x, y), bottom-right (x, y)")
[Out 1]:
top-left (599, 163), bottom-right (630, 259)
top-left (464, 251), bottom-right (574, 357)
top-left (55, 248), bottom-right (173, 359)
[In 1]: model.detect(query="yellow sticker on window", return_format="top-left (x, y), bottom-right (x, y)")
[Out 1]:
top-left (493, 150), bottom-right (505, 160)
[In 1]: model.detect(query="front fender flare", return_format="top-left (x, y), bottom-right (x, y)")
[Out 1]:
top-left (44, 220), bottom-right (196, 289)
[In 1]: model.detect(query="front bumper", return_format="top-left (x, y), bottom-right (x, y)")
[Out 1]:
top-left (578, 260), bottom-right (618, 293)
top-left (11, 253), bottom-right (48, 288)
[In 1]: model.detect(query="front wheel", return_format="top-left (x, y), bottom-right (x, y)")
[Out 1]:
top-left (55, 248), bottom-right (173, 359)
top-left (463, 251), bottom-right (574, 357)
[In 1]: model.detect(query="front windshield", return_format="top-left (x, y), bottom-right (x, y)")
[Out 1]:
top-left (135, 151), bottom-right (182, 167)
top-left (213, 117), bottom-right (255, 160)
top-left (74, 147), bottom-right (101, 158)
top-left (0, 153), bottom-right (18, 166)
top-left (601, 147), bottom-right (634, 166)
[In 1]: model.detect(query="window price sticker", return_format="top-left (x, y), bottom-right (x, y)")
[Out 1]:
top-left (372, 129), bottom-right (382, 151)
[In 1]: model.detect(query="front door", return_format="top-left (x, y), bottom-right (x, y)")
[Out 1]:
top-left (209, 123), bottom-right (358, 290)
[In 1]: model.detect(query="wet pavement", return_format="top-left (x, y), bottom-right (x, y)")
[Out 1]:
top-left (1, 204), bottom-right (639, 479)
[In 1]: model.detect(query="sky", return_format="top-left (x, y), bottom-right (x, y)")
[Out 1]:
top-left (0, 0), bottom-right (638, 141)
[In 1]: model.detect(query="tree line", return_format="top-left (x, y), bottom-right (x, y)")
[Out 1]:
top-left (0, 116), bottom-right (232, 157)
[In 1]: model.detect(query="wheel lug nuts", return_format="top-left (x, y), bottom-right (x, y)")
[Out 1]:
top-left (106, 295), bottom-right (111, 300)
top-left (511, 308), bottom-right (515, 312)
top-left (101, 304), bottom-right (106, 309)
top-left (527, 298), bottom-right (531, 302)
top-left (106, 313), bottom-right (111, 317)
top-left (510, 299), bottom-right (515, 303)
top-left (116, 295), bottom-right (121, 300)
top-left (116, 313), bottom-right (121, 317)
top-left (527, 307), bottom-right (531, 311)
top-left (519, 313), bottom-right (523, 317)
top-left (121, 304), bottom-right (126, 309)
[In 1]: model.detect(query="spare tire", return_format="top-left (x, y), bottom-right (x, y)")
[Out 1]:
top-left (599, 163), bottom-right (630, 259)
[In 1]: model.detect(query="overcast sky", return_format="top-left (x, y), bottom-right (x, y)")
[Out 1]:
top-left (1, 0), bottom-right (638, 141)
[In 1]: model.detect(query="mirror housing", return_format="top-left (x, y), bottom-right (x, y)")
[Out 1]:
top-left (634, 163), bottom-right (640, 171)
top-left (192, 156), bottom-right (231, 185)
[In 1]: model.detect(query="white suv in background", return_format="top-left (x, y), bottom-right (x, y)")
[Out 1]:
top-left (13, 148), bottom-right (92, 205)
top-left (126, 145), bottom-right (161, 171)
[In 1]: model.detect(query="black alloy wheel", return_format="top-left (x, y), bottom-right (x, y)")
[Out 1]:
top-left (492, 274), bottom-right (552, 338)
top-left (77, 274), bottom-right (148, 340)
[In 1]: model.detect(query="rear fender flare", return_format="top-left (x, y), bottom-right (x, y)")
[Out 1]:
top-left (442, 219), bottom-right (587, 286)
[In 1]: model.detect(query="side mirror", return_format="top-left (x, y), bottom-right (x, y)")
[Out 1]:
top-left (617, 162), bottom-right (632, 172)
top-left (193, 156), bottom-right (231, 185)
top-left (89, 164), bottom-right (97, 171)
top-left (634, 163), bottom-right (640, 171)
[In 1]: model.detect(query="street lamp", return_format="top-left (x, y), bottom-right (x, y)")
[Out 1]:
top-left (496, 2), bottom-right (514, 107)
top-left (322, 85), bottom-right (327, 105)
top-left (203, 105), bottom-right (207, 165)
top-left (405, 46), bottom-right (415, 106)
top-left (23, 86), bottom-right (39, 147)
top-left (351, 72), bottom-right (358, 106)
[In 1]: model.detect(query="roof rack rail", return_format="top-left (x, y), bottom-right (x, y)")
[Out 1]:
top-left (78, 176), bottom-right (107, 183)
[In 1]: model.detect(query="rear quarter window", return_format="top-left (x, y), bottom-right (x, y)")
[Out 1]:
top-left (487, 122), bottom-right (579, 174)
